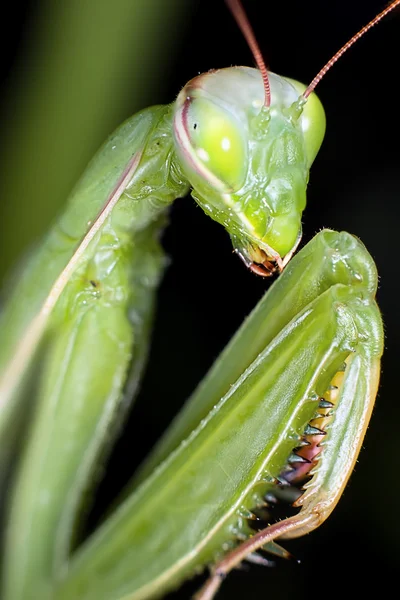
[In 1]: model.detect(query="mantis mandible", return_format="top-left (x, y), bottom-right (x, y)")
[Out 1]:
top-left (0, 1), bottom-right (397, 599)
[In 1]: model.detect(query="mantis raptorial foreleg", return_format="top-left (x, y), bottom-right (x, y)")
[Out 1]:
top-left (195, 321), bottom-right (381, 600)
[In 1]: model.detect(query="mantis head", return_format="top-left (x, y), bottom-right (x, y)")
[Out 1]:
top-left (172, 67), bottom-right (325, 273)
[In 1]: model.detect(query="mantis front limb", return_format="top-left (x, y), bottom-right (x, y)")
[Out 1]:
top-left (195, 338), bottom-right (381, 600)
top-left (54, 230), bottom-right (383, 600)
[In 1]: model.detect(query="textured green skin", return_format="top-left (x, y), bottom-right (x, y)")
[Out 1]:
top-left (53, 230), bottom-right (382, 600)
top-left (2, 105), bottom-right (189, 600)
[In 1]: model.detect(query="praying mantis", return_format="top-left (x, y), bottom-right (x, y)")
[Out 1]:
top-left (0, 1), bottom-right (399, 599)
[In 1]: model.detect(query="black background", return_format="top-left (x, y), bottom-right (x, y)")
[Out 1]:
top-left (1, 1), bottom-right (400, 598)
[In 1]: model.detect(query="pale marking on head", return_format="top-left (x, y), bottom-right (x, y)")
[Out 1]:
top-left (196, 148), bottom-right (210, 162)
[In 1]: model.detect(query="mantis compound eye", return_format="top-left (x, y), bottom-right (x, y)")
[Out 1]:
top-left (300, 90), bottom-right (326, 167)
top-left (173, 95), bottom-right (249, 193)
top-left (285, 77), bottom-right (326, 168)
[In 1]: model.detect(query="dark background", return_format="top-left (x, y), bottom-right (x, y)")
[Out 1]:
top-left (1, 1), bottom-right (399, 598)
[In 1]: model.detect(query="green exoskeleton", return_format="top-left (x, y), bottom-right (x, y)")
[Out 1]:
top-left (0, 1), bottom-right (396, 599)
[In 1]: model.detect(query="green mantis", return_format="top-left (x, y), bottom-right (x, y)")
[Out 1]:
top-left (0, 0), bottom-right (397, 598)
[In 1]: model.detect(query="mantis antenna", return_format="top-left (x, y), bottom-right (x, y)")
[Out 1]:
top-left (304, 0), bottom-right (400, 98)
top-left (227, 0), bottom-right (400, 103)
top-left (225, 0), bottom-right (271, 107)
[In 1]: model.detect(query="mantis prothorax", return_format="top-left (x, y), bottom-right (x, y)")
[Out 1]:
top-left (0, 1), bottom-right (395, 599)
